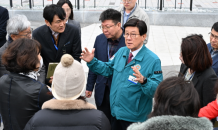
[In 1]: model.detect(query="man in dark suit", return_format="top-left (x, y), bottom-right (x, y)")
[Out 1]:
top-left (0, 6), bottom-right (9, 47)
top-left (85, 9), bottom-right (126, 122)
top-left (207, 22), bottom-right (218, 76)
top-left (33, 4), bottom-right (81, 85)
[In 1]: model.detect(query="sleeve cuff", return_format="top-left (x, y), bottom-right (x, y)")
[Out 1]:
top-left (87, 57), bottom-right (97, 66)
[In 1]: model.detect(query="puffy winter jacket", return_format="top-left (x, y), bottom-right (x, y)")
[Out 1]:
top-left (24, 99), bottom-right (111, 130)
top-left (0, 72), bottom-right (53, 130)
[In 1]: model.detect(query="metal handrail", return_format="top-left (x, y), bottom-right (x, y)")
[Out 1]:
top-left (29, 0), bottom-right (32, 8)
top-left (10, 0), bottom-right (13, 7)
top-left (8, 0), bottom-right (194, 11)
top-left (190, 0), bottom-right (193, 11)
top-left (77, 0), bottom-right (79, 10)
top-left (160, 0), bottom-right (193, 11)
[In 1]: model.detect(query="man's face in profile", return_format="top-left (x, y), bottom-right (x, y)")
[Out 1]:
top-left (210, 29), bottom-right (218, 50)
top-left (45, 15), bottom-right (66, 33)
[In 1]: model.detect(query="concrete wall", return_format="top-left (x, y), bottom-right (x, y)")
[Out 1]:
top-left (8, 10), bottom-right (218, 27)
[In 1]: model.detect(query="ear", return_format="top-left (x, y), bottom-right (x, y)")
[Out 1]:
top-left (117, 22), bottom-right (121, 28)
top-left (10, 34), bottom-right (17, 41)
top-left (142, 34), bottom-right (147, 41)
top-left (45, 20), bottom-right (51, 27)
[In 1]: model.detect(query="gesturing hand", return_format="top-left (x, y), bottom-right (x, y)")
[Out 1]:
top-left (80, 47), bottom-right (95, 63)
top-left (85, 90), bottom-right (92, 98)
top-left (132, 66), bottom-right (144, 84)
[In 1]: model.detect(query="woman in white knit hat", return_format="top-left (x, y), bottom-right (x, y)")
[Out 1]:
top-left (24, 54), bottom-right (111, 130)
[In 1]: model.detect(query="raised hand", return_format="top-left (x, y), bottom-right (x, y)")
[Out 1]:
top-left (132, 66), bottom-right (144, 84)
top-left (80, 47), bottom-right (95, 63)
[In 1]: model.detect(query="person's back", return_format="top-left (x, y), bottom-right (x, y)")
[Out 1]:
top-left (24, 99), bottom-right (110, 130)
top-left (0, 73), bottom-right (51, 130)
top-left (127, 76), bottom-right (213, 130)
top-left (128, 115), bottom-right (212, 130)
top-left (0, 39), bottom-right (53, 130)
top-left (24, 54), bottom-right (110, 130)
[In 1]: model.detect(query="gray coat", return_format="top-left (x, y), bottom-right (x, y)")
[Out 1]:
top-left (118, 4), bottom-right (150, 44)
top-left (68, 19), bottom-right (81, 36)
top-left (0, 39), bottom-right (46, 84)
top-left (127, 115), bottom-right (213, 130)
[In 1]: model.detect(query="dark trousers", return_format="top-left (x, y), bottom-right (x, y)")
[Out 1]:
top-left (97, 85), bottom-right (112, 123)
top-left (111, 116), bottom-right (133, 130)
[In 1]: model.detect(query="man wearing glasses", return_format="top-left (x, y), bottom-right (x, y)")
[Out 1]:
top-left (0, 15), bottom-right (33, 78)
top-left (85, 9), bottom-right (126, 123)
top-left (207, 22), bottom-right (218, 76)
top-left (81, 19), bottom-right (162, 130)
top-left (0, 15), bottom-right (35, 126)
top-left (118, 0), bottom-right (150, 44)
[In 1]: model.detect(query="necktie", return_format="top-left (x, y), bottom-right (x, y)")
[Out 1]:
top-left (127, 52), bottom-right (133, 64)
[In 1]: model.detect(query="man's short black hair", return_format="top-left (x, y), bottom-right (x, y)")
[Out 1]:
top-left (99, 8), bottom-right (121, 24)
top-left (43, 4), bottom-right (66, 24)
top-left (123, 18), bottom-right (147, 36)
top-left (211, 22), bottom-right (218, 32)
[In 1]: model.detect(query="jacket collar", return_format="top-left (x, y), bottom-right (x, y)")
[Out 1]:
top-left (123, 45), bottom-right (146, 61)
top-left (179, 64), bottom-right (201, 87)
top-left (42, 99), bottom-right (96, 110)
top-left (123, 45), bottom-right (146, 67)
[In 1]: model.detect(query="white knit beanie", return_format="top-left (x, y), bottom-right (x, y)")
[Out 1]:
top-left (51, 54), bottom-right (86, 100)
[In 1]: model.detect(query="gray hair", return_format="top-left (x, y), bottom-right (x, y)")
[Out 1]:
top-left (7, 15), bottom-right (31, 35)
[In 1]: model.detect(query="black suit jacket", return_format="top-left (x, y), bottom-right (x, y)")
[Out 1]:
top-left (0, 6), bottom-right (9, 47)
top-left (33, 24), bottom-right (81, 84)
top-left (179, 63), bottom-right (217, 107)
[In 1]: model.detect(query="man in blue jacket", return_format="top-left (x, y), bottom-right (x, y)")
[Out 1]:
top-left (207, 22), bottom-right (218, 76)
top-left (81, 18), bottom-right (163, 130)
top-left (85, 9), bottom-right (126, 122)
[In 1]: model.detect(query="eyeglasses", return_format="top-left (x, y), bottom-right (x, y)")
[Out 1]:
top-left (209, 32), bottom-right (218, 41)
top-left (123, 33), bottom-right (140, 38)
top-left (99, 25), bottom-right (115, 30)
top-left (14, 28), bottom-right (33, 37)
top-left (121, 0), bottom-right (132, 4)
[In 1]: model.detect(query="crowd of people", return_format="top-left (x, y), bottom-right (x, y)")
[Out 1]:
top-left (0, 0), bottom-right (218, 129)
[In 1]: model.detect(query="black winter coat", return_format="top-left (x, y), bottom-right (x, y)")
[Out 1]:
top-left (0, 73), bottom-right (53, 130)
top-left (24, 99), bottom-right (111, 130)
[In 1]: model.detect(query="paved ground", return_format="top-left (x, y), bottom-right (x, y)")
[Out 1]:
top-left (0, 20), bottom-right (211, 129)
top-left (1, 0), bottom-right (218, 12)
